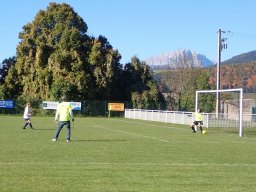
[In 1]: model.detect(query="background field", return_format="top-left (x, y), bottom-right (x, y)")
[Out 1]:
top-left (1, 116), bottom-right (256, 192)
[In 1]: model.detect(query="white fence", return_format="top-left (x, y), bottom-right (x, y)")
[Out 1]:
top-left (125, 109), bottom-right (195, 125)
top-left (125, 109), bottom-right (256, 128)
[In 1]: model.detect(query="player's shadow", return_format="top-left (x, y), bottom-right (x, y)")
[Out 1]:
top-left (34, 128), bottom-right (56, 131)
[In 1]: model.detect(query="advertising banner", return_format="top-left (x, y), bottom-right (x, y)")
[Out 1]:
top-left (0, 100), bottom-right (14, 108)
top-left (108, 103), bottom-right (124, 111)
top-left (42, 101), bottom-right (81, 111)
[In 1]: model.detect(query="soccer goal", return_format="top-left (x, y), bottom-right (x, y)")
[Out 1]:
top-left (195, 88), bottom-right (243, 137)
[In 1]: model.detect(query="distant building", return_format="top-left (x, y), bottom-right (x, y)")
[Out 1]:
top-left (223, 99), bottom-right (255, 121)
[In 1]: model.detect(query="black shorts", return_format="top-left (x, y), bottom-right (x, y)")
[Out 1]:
top-left (194, 121), bottom-right (203, 126)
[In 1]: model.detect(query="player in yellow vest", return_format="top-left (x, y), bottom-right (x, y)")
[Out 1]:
top-left (52, 96), bottom-right (74, 142)
top-left (191, 108), bottom-right (203, 133)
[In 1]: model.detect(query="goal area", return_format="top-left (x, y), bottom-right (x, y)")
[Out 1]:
top-left (195, 88), bottom-right (243, 137)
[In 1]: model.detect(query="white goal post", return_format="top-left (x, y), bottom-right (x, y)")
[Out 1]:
top-left (195, 88), bottom-right (243, 137)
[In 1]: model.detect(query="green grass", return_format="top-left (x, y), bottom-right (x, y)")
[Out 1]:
top-left (1, 116), bottom-right (256, 191)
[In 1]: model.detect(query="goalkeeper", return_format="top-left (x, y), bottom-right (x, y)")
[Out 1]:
top-left (191, 108), bottom-right (203, 133)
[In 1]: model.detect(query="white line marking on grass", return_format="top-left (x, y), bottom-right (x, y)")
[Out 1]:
top-left (110, 119), bottom-right (256, 143)
top-left (94, 125), bottom-right (169, 143)
top-left (1, 162), bottom-right (256, 167)
top-left (110, 118), bottom-right (188, 132)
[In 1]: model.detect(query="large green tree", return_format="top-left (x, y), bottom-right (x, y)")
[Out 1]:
top-left (4, 3), bottom-right (91, 101)
top-left (2, 2), bottom-right (163, 109)
top-left (124, 56), bottom-right (165, 109)
top-left (88, 35), bottom-right (122, 100)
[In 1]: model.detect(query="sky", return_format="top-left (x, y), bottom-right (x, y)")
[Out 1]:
top-left (1, 0), bottom-right (256, 64)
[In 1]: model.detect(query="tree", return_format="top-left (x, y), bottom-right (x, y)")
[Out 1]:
top-left (155, 68), bottom-right (215, 112)
top-left (180, 69), bottom-right (215, 112)
top-left (88, 35), bottom-right (122, 100)
top-left (124, 56), bottom-right (165, 109)
top-left (5, 3), bottom-right (91, 101)
top-left (123, 56), bottom-right (152, 98)
top-left (0, 57), bottom-right (17, 99)
top-left (0, 56), bottom-right (16, 84)
top-left (1, 65), bottom-right (21, 99)
top-left (167, 53), bottom-right (196, 110)
top-left (1, 2), bottom-right (164, 109)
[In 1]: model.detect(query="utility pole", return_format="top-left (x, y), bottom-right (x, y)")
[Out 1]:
top-left (216, 29), bottom-right (221, 117)
top-left (216, 29), bottom-right (229, 116)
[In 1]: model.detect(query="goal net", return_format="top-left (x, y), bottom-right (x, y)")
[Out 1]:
top-left (195, 88), bottom-right (243, 137)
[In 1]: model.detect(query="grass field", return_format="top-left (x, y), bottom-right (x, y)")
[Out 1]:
top-left (1, 116), bottom-right (256, 192)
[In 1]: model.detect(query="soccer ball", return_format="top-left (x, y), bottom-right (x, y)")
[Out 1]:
top-left (202, 130), bottom-right (207, 134)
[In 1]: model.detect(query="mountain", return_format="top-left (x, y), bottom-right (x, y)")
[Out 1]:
top-left (222, 50), bottom-right (256, 64)
top-left (144, 49), bottom-right (214, 70)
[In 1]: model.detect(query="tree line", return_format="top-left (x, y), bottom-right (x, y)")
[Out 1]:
top-left (2, 2), bottom-right (251, 113)
top-left (209, 62), bottom-right (256, 93)
top-left (0, 3), bottom-right (164, 110)
top-left (154, 61), bottom-right (256, 112)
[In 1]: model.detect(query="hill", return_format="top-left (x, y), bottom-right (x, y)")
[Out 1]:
top-left (222, 50), bottom-right (256, 64)
top-left (154, 61), bottom-right (256, 94)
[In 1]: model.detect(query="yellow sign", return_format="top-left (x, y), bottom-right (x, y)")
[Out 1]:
top-left (108, 103), bottom-right (124, 111)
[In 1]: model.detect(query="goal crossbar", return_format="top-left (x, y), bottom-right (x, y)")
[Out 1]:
top-left (195, 88), bottom-right (243, 137)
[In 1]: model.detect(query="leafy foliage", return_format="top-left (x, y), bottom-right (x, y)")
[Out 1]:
top-left (1, 2), bottom-right (163, 110)
top-left (154, 60), bottom-right (256, 112)
top-left (154, 68), bottom-right (215, 112)
top-left (209, 62), bottom-right (256, 93)
top-left (88, 36), bottom-right (123, 100)
top-left (124, 57), bottom-right (165, 109)
top-left (0, 56), bottom-right (16, 84)
top-left (3, 3), bottom-right (92, 101)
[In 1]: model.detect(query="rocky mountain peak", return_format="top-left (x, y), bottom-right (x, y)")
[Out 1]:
top-left (144, 49), bottom-right (214, 70)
